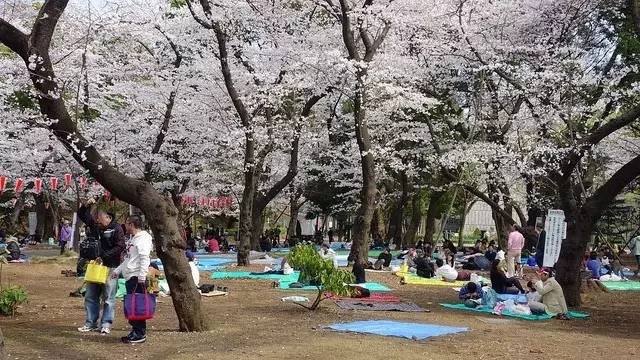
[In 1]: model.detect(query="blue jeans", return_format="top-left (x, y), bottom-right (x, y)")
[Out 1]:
top-left (84, 268), bottom-right (117, 329)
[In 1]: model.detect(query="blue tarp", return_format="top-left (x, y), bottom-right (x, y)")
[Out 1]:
top-left (326, 320), bottom-right (468, 340)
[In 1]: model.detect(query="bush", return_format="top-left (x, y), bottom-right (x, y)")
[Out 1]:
top-left (287, 244), bottom-right (354, 310)
top-left (0, 286), bottom-right (28, 316)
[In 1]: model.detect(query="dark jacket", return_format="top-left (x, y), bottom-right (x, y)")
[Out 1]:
top-left (78, 205), bottom-right (125, 268)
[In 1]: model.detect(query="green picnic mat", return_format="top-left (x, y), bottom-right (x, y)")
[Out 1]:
top-left (601, 281), bottom-right (640, 291)
top-left (440, 303), bottom-right (589, 321)
top-left (116, 278), bottom-right (169, 299)
top-left (210, 271), bottom-right (300, 281)
top-left (278, 281), bottom-right (392, 292)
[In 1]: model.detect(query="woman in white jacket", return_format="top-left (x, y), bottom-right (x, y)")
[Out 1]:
top-left (112, 216), bottom-right (153, 344)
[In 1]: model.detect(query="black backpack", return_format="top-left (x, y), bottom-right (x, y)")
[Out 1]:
top-left (79, 237), bottom-right (101, 260)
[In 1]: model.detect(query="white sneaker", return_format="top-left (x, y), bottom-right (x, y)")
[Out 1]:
top-left (100, 327), bottom-right (111, 335)
top-left (78, 325), bottom-right (98, 332)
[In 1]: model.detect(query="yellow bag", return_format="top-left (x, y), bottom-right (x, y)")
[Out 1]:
top-left (85, 261), bottom-right (109, 284)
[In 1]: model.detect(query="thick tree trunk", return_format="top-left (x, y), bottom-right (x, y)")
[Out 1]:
top-left (349, 72), bottom-right (377, 267)
top-left (0, 4), bottom-right (207, 331)
top-left (423, 192), bottom-right (443, 244)
top-left (236, 169), bottom-right (256, 265)
top-left (0, 325), bottom-right (4, 360)
top-left (250, 206), bottom-right (265, 250)
top-left (287, 202), bottom-right (300, 242)
top-left (554, 211), bottom-right (592, 307)
top-left (34, 194), bottom-right (55, 243)
top-left (403, 191), bottom-right (422, 246)
top-left (143, 196), bottom-right (207, 331)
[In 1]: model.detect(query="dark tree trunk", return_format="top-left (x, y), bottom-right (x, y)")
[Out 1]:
top-left (0, 3), bottom-right (206, 331)
top-left (250, 206), bottom-right (265, 250)
top-left (423, 192), bottom-right (444, 244)
top-left (34, 194), bottom-right (55, 243)
top-left (287, 190), bottom-right (302, 241)
top-left (0, 325), bottom-right (4, 360)
top-left (349, 71), bottom-right (377, 267)
top-left (554, 216), bottom-right (591, 307)
top-left (403, 190), bottom-right (422, 246)
top-left (457, 199), bottom-right (468, 249)
top-left (236, 164), bottom-right (256, 265)
top-left (370, 206), bottom-right (387, 242)
top-left (388, 172), bottom-right (408, 247)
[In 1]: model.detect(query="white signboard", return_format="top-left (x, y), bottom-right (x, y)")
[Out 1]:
top-left (28, 212), bottom-right (37, 236)
top-left (68, 212), bottom-right (78, 250)
top-left (543, 209), bottom-right (566, 267)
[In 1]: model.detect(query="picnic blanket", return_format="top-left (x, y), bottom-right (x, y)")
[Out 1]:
top-left (399, 273), bottom-right (467, 287)
top-left (440, 303), bottom-right (590, 321)
top-left (326, 320), bottom-right (467, 340)
top-left (335, 301), bottom-right (426, 312)
top-left (278, 281), bottom-right (392, 292)
top-left (601, 281), bottom-right (640, 291)
top-left (326, 292), bottom-right (400, 302)
top-left (210, 271), bottom-right (300, 281)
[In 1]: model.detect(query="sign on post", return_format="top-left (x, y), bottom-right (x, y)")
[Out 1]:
top-left (543, 209), bottom-right (566, 267)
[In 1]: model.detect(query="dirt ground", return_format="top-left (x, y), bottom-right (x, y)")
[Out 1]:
top-left (1, 261), bottom-right (640, 360)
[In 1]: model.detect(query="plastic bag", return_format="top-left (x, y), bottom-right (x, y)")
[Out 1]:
top-left (482, 288), bottom-right (498, 308)
top-left (503, 299), bottom-right (516, 312)
top-left (84, 261), bottom-right (109, 284)
top-left (281, 296), bottom-right (309, 302)
top-left (512, 304), bottom-right (532, 315)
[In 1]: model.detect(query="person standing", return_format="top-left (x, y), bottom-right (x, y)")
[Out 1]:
top-left (112, 215), bottom-right (153, 344)
top-left (77, 198), bottom-right (125, 335)
top-left (506, 224), bottom-right (524, 277)
top-left (59, 220), bottom-right (72, 255)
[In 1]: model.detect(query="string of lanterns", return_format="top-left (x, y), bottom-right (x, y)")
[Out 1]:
top-left (0, 174), bottom-right (234, 209)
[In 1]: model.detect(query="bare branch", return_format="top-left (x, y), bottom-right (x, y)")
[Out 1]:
top-left (0, 19), bottom-right (29, 60)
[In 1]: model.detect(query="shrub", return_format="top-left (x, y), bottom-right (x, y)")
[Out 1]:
top-left (287, 244), bottom-right (354, 310)
top-left (0, 286), bottom-right (28, 316)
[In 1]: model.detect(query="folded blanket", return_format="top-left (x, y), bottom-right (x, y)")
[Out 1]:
top-left (440, 303), bottom-right (589, 321)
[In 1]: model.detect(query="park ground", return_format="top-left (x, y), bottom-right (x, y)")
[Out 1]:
top-left (2, 256), bottom-right (640, 360)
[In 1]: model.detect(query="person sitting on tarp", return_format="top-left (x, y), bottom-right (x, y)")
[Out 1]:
top-left (490, 259), bottom-right (525, 294)
top-left (372, 247), bottom-right (392, 270)
top-left (414, 254), bottom-right (435, 278)
top-left (4, 237), bottom-right (21, 261)
top-left (319, 243), bottom-right (338, 268)
top-left (586, 251), bottom-right (602, 279)
top-left (352, 261), bottom-right (366, 284)
top-left (458, 282), bottom-right (484, 308)
top-left (528, 267), bottom-right (569, 319)
top-left (434, 258), bottom-right (458, 282)
top-left (251, 257), bottom-right (294, 276)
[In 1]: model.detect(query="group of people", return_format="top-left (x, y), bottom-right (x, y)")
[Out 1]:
top-left (76, 198), bottom-right (153, 344)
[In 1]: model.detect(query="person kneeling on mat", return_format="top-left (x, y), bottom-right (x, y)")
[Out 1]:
top-left (458, 282), bottom-right (484, 308)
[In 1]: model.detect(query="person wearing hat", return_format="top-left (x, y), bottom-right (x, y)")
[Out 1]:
top-left (528, 267), bottom-right (569, 319)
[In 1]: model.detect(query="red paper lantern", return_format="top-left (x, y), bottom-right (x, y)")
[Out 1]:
top-left (14, 178), bottom-right (24, 193)
top-left (34, 178), bottom-right (43, 194)
top-left (64, 173), bottom-right (73, 188)
top-left (79, 176), bottom-right (88, 190)
top-left (0, 176), bottom-right (6, 194)
top-left (50, 177), bottom-right (59, 191)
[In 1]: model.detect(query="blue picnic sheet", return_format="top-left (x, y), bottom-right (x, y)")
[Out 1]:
top-left (326, 320), bottom-right (467, 340)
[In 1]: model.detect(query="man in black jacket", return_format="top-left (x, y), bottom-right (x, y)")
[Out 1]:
top-left (77, 198), bottom-right (125, 335)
